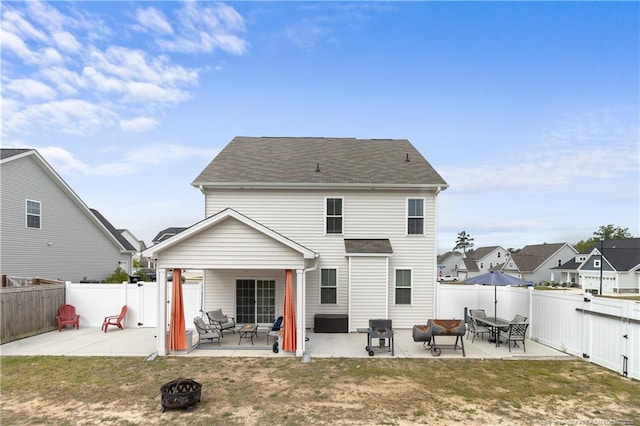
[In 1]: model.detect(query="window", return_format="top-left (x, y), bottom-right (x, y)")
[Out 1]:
top-left (594, 260), bottom-right (601, 268)
top-left (320, 269), bottom-right (337, 304)
top-left (407, 199), bottom-right (424, 235)
top-left (26, 200), bottom-right (41, 229)
top-left (395, 269), bottom-right (412, 305)
top-left (326, 198), bottom-right (342, 234)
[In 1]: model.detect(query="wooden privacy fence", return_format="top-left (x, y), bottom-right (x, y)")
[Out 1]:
top-left (0, 283), bottom-right (65, 343)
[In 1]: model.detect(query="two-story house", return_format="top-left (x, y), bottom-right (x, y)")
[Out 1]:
top-left (143, 137), bottom-right (448, 356)
top-left (0, 149), bottom-right (135, 282)
top-left (553, 239), bottom-right (640, 294)
top-left (455, 246), bottom-right (509, 280)
top-left (501, 243), bottom-right (577, 284)
top-left (437, 251), bottom-right (463, 279)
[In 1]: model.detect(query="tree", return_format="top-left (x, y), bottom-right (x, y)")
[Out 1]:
top-left (574, 224), bottom-right (633, 253)
top-left (454, 231), bottom-right (474, 254)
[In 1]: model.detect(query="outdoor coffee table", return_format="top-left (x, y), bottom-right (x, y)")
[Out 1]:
top-left (238, 324), bottom-right (258, 345)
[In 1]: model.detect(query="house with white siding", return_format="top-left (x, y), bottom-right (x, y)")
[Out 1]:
top-left (142, 137), bottom-right (448, 356)
top-left (501, 242), bottom-right (577, 284)
top-left (455, 246), bottom-right (509, 281)
top-left (0, 149), bottom-right (135, 282)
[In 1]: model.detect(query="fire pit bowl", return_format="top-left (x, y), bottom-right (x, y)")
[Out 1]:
top-left (160, 378), bottom-right (201, 412)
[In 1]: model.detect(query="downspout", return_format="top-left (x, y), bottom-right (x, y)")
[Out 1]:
top-left (434, 186), bottom-right (442, 318)
top-left (300, 255), bottom-right (319, 356)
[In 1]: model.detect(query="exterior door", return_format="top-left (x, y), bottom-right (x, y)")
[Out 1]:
top-left (236, 279), bottom-right (275, 324)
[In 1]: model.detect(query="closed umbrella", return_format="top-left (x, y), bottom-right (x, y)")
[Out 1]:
top-left (465, 271), bottom-right (533, 321)
top-left (282, 269), bottom-right (296, 352)
top-left (169, 268), bottom-right (187, 351)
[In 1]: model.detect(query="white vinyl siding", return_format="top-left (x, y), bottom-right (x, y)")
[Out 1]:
top-left (25, 199), bottom-right (41, 229)
top-left (1, 154), bottom-right (130, 281)
top-left (204, 188), bottom-right (438, 327)
top-left (158, 217), bottom-right (306, 270)
top-left (349, 256), bottom-right (388, 331)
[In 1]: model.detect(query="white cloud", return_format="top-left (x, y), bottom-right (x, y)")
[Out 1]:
top-left (135, 7), bottom-right (174, 35)
top-left (5, 78), bottom-right (57, 100)
top-left (5, 99), bottom-right (117, 136)
top-left (1, 9), bottom-right (47, 41)
top-left (0, 28), bottom-right (36, 62)
top-left (52, 31), bottom-right (81, 53)
top-left (156, 1), bottom-right (249, 54)
top-left (119, 117), bottom-right (158, 132)
top-left (38, 146), bottom-right (91, 174)
top-left (39, 66), bottom-right (82, 95)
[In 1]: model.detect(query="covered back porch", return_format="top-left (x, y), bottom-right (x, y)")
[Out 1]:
top-left (142, 208), bottom-right (318, 357)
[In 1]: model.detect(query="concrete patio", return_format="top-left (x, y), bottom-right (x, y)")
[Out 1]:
top-left (1, 326), bottom-right (575, 360)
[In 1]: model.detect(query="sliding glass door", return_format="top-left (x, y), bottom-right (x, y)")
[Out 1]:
top-left (236, 279), bottom-right (275, 324)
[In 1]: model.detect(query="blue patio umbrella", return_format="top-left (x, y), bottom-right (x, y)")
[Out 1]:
top-left (465, 271), bottom-right (533, 321)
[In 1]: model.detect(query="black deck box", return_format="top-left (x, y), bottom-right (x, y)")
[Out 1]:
top-left (314, 314), bottom-right (348, 333)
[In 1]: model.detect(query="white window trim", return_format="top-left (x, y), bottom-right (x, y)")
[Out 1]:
top-left (324, 196), bottom-right (344, 236)
top-left (594, 260), bottom-right (601, 268)
top-left (394, 267), bottom-right (413, 306)
top-left (25, 199), bottom-right (42, 229)
top-left (319, 267), bottom-right (339, 305)
top-left (406, 197), bottom-right (425, 236)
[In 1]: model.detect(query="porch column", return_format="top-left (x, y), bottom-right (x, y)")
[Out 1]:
top-left (296, 268), bottom-right (305, 357)
top-left (156, 269), bottom-right (167, 356)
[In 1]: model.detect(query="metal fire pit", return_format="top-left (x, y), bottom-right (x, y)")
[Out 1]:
top-left (160, 378), bottom-right (201, 412)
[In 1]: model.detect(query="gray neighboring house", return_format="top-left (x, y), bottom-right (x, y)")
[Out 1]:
top-left (501, 242), bottom-right (577, 284)
top-left (0, 149), bottom-right (135, 282)
top-left (553, 239), bottom-right (640, 294)
top-left (437, 251), bottom-right (463, 279)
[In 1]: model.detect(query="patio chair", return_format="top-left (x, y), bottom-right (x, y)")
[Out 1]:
top-left (194, 317), bottom-right (221, 347)
top-left (267, 316), bottom-right (283, 344)
top-left (469, 309), bottom-right (487, 319)
top-left (467, 316), bottom-right (491, 343)
top-left (206, 309), bottom-right (236, 336)
top-left (512, 314), bottom-right (527, 323)
top-left (102, 305), bottom-right (127, 333)
top-left (56, 304), bottom-right (80, 331)
top-left (502, 322), bottom-right (529, 352)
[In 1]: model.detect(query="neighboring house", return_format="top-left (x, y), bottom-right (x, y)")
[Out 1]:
top-left (118, 228), bottom-right (148, 267)
top-left (501, 243), bottom-right (577, 284)
top-left (437, 251), bottom-right (463, 279)
top-left (456, 246), bottom-right (509, 280)
top-left (553, 238), bottom-right (640, 294)
top-left (0, 149), bottom-right (135, 282)
top-left (152, 227), bottom-right (187, 245)
top-left (143, 136), bottom-right (448, 356)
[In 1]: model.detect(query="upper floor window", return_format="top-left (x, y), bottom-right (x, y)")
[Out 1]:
top-left (407, 198), bottom-right (424, 235)
top-left (326, 198), bottom-right (343, 234)
top-left (594, 259), bottom-right (601, 268)
top-left (26, 200), bottom-right (41, 229)
top-left (320, 268), bottom-right (337, 304)
top-left (395, 269), bottom-right (412, 305)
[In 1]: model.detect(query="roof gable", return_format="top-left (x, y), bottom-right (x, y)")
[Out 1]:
top-left (142, 208), bottom-right (318, 260)
top-left (510, 243), bottom-right (571, 272)
top-left (192, 137), bottom-right (448, 188)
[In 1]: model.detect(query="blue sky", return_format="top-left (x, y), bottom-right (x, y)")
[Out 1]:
top-left (2, 1), bottom-right (638, 253)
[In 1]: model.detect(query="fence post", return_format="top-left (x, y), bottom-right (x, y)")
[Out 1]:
top-left (65, 281), bottom-right (72, 304)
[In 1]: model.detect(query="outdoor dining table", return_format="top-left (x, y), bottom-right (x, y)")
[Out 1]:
top-left (237, 324), bottom-right (258, 345)
top-left (474, 316), bottom-right (510, 347)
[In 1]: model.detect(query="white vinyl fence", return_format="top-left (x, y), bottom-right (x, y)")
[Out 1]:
top-left (64, 281), bottom-right (202, 330)
top-left (437, 283), bottom-right (639, 380)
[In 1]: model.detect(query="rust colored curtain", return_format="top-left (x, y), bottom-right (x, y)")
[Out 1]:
top-left (282, 269), bottom-right (297, 352)
top-left (169, 269), bottom-right (187, 351)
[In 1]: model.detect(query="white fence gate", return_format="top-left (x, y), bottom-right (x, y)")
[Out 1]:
top-left (64, 281), bottom-right (202, 330)
top-left (438, 283), bottom-right (639, 380)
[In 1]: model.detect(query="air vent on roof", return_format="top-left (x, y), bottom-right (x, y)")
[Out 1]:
top-left (316, 163), bottom-right (321, 172)
top-left (405, 153), bottom-right (410, 162)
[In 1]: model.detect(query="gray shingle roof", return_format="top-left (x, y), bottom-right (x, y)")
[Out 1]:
top-left (510, 243), bottom-right (566, 272)
top-left (344, 239), bottom-right (393, 254)
top-left (152, 227), bottom-right (187, 244)
top-left (90, 209), bottom-right (136, 252)
top-left (1, 148), bottom-right (32, 160)
top-left (192, 137), bottom-right (448, 187)
top-left (466, 246), bottom-right (501, 261)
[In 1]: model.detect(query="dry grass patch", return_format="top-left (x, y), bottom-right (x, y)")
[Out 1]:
top-left (1, 356), bottom-right (639, 425)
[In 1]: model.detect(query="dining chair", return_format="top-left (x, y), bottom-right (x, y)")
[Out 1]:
top-left (503, 322), bottom-right (529, 352)
top-left (467, 316), bottom-right (491, 343)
